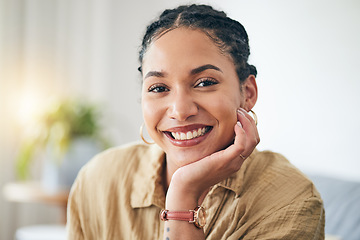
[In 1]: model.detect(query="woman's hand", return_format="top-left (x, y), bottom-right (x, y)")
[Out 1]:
top-left (170, 108), bottom-right (259, 200)
top-left (163, 108), bottom-right (259, 240)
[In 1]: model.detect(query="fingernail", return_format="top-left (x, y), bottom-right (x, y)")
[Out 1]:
top-left (237, 109), bottom-right (245, 116)
top-left (237, 121), bottom-right (243, 128)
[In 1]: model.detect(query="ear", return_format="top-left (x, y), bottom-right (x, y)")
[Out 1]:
top-left (242, 75), bottom-right (258, 111)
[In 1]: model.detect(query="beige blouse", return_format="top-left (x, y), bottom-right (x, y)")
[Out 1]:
top-left (67, 142), bottom-right (325, 239)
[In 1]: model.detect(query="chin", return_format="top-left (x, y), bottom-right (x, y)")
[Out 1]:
top-left (166, 145), bottom-right (222, 167)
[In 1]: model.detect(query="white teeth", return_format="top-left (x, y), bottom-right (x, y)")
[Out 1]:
top-left (170, 127), bottom-right (209, 140)
top-left (186, 131), bottom-right (192, 139)
top-left (180, 132), bottom-right (186, 140)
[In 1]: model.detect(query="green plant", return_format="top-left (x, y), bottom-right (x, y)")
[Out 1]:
top-left (16, 99), bottom-right (109, 180)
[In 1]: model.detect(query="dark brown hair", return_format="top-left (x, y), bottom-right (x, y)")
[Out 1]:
top-left (138, 4), bottom-right (257, 83)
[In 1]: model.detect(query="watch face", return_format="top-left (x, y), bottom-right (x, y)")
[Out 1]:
top-left (195, 207), bottom-right (206, 228)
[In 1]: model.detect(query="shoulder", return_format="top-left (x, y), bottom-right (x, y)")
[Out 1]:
top-left (67, 142), bottom-right (166, 238)
top-left (204, 150), bottom-right (324, 239)
top-left (248, 149), bottom-right (320, 196)
top-left (72, 141), bottom-right (163, 191)
top-left (242, 149), bottom-right (323, 211)
top-left (81, 141), bottom-right (161, 175)
top-left (240, 150), bottom-right (324, 238)
top-left (68, 141), bottom-right (164, 206)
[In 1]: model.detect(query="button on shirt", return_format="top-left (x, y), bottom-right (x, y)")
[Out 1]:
top-left (67, 142), bottom-right (325, 239)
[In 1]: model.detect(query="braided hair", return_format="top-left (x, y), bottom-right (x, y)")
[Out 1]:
top-left (138, 4), bottom-right (257, 83)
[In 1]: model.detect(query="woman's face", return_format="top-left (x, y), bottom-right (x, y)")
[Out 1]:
top-left (141, 28), bottom-right (244, 168)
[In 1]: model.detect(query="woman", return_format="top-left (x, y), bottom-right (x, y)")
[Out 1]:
top-left (67, 4), bottom-right (324, 240)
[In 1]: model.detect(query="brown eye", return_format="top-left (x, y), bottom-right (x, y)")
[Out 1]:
top-left (195, 78), bottom-right (218, 87)
top-left (148, 84), bottom-right (169, 93)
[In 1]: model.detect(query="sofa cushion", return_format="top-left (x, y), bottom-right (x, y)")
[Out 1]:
top-left (307, 174), bottom-right (360, 240)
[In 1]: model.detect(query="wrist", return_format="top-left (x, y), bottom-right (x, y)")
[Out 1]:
top-left (166, 168), bottom-right (211, 209)
top-left (160, 206), bottom-right (207, 229)
top-left (166, 182), bottom-right (198, 209)
top-left (167, 168), bottom-right (202, 203)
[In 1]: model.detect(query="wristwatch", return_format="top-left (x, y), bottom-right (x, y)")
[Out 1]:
top-left (160, 206), bottom-right (206, 229)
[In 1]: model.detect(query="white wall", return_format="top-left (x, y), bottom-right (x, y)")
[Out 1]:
top-left (209, 0), bottom-right (360, 181)
top-left (1, 0), bottom-right (359, 238)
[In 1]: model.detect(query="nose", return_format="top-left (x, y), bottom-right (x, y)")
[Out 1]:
top-left (167, 89), bottom-right (199, 121)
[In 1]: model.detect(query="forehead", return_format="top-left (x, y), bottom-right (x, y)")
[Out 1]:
top-left (142, 28), bottom-right (234, 73)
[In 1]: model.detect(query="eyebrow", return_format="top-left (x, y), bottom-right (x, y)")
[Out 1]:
top-left (144, 64), bottom-right (222, 80)
top-left (190, 64), bottom-right (222, 75)
top-left (144, 71), bottom-right (166, 79)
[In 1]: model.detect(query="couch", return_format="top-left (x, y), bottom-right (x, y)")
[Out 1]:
top-left (307, 173), bottom-right (360, 240)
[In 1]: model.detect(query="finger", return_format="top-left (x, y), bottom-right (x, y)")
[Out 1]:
top-left (236, 110), bottom-right (259, 158)
top-left (238, 109), bottom-right (260, 143)
top-left (238, 108), bottom-right (254, 122)
top-left (237, 110), bottom-right (256, 143)
top-left (238, 108), bottom-right (256, 130)
top-left (203, 121), bottom-right (245, 167)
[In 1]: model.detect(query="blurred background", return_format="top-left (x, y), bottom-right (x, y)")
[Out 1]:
top-left (1, 0), bottom-right (359, 239)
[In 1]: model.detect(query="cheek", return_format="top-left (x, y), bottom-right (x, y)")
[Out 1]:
top-left (206, 91), bottom-right (242, 145)
top-left (210, 92), bottom-right (241, 124)
top-left (141, 97), bottom-right (164, 137)
top-left (142, 99), bottom-right (155, 125)
top-left (216, 102), bottom-right (238, 135)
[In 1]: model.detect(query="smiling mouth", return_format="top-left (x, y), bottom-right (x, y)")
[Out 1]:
top-left (166, 126), bottom-right (212, 141)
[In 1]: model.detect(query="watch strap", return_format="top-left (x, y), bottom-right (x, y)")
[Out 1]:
top-left (160, 210), bottom-right (194, 222)
top-left (160, 206), bottom-right (206, 228)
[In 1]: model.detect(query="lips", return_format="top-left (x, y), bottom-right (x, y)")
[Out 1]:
top-left (169, 126), bottom-right (211, 140)
top-left (162, 125), bottom-right (213, 147)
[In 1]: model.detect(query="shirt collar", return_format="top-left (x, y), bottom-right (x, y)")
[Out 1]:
top-left (130, 144), bottom-right (166, 209)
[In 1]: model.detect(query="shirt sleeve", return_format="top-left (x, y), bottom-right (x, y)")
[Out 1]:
top-left (66, 174), bottom-right (85, 240)
top-left (230, 196), bottom-right (325, 240)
